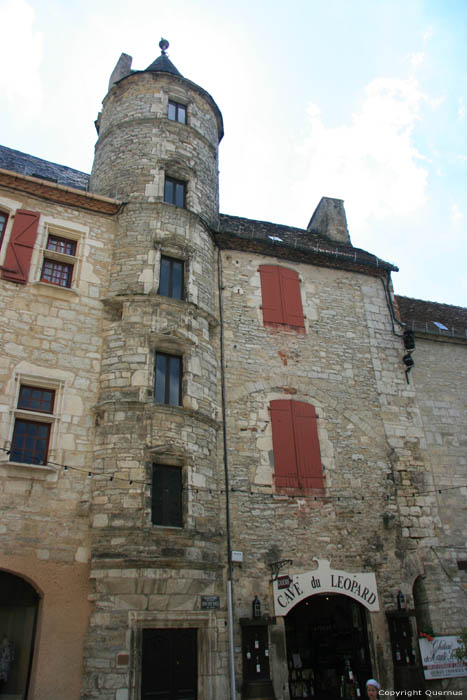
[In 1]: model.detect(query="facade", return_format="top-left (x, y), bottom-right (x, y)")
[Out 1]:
top-left (0, 42), bottom-right (465, 700)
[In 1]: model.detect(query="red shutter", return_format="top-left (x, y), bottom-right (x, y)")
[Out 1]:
top-left (259, 266), bottom-right (284, 325)
top-left (292, 401), bottom-right (324, 489)
top-left (270, 400), bottom-right (299, 487)
top-left (1, 210), bottom-right (40, 284)
top-left (279, 267), bottom-right (305, 328)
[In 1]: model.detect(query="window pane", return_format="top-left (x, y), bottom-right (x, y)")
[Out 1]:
top-left (172, 260), bottom-right (183, 300)
top-left (169, 356), bottom-right (181, 406)
top-left (175, 182), bottom-right (185, 208)
top-left (178, 105), bottom-right (186, 124)
top-left (168, 102), bottom-right (176, 121)
top-left (47, 235), bottom-right (76, 255)
top-left (41, 259), bottom-right (73, 287)
top-left (10, 420), bottom-right (50, 465)
top-left (18, 386), bottom-right (55, 413)
top-left (159, 257), bottom-right (170, 297)
top-left (164, 179), bottom-right (174, 204)
top-left (155, 354), bottom-right (167, 404)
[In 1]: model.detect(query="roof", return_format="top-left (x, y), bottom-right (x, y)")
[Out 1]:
top-left (396, 295), bottom-right (467, 340)
top-left (217, 213), bottom-right (397, 276)
top-left (145, 53), bottom-right (182, 76)
top-left (0, 145), bottom-right (89, 191)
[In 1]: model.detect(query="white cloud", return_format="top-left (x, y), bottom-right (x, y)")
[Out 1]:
top-left (0, 0), bottom-right (43, 116)
top-left (458, 97), bottom-right (466, 121)
top-left (294, 74), bottom-right (429, 232)
top-left (451, 202), bottom-right (463, 228)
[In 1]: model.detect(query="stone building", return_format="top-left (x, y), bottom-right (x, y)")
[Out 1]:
top-left (0, 41), bottom-right (465, 700)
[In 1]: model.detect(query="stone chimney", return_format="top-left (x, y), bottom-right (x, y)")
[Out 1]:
top-left (307, 197), bottom-right (351, 245)
top-left (108, 53), bottom-right (133, 92)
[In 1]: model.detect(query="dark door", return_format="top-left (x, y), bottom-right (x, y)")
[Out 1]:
top-left (142, 628), bottom-right (197, 700)
top-left (241, 625), bottom-right (271, 681)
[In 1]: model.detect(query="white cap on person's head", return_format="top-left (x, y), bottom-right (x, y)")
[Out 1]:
top-left (366, 679), bottom-right (380, 690)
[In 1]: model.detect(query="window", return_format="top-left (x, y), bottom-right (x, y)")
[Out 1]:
top-left (270, 399), bottom-right (324, 490)
top-left (151, 464), bottom-right (183, 526)
top-left (164, 177), bottom-right (186, 208)
top-left (159, 256), bottom-right (184, 300)
top-left (1, 209), bottom-right (40, 284)
top-left (168, 100), bottom-right (187, 124)
top-left (155, 353), bottom-right (182, 406)
top-left (0, 211), bottom-right (8, 250)
top-left (259, 265), bottom-right (305, 330)
top-left (40, 233), bottom-right (77, 288)
top-left (10, 386), bottom-right (55, 465)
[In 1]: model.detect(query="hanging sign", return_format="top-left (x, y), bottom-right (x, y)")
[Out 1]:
top-left (277, 575), bottom-right (292, 589)
top-left (272, 558), bottom-right (379, 615)
top-left (419, 636), bottom-right (467, 680)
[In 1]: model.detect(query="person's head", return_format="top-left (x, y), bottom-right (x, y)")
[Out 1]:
top-left (366, 679), bottom-right (380, 699)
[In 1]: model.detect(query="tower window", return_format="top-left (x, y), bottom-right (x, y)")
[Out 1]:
top-left (151, 464), bottom-right (183, 527)
top-left (164, 177), bottom-right (186, 208)
top-left (155, 353), bottom-right (182, 406)
top-left (159, 256), bottom-right (184, 300)
top-left (168, 100), bottom-right (187, 124)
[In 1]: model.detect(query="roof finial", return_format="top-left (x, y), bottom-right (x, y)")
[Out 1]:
top-left (159, 38), bottom-right (169, 55)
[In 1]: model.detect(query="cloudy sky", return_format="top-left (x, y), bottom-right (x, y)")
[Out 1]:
top-left (0, 0), bottom-right (466, 306)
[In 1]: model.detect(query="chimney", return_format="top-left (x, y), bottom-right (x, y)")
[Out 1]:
top-left (307, 197), bottom-right (351, 245)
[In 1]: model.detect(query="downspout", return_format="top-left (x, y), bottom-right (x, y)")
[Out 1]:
top-left (217, 247), bottom-right (237, 700)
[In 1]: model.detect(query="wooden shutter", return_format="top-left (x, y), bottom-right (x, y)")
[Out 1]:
top-left (259, 266), bottom-right (284, 324)
top-left (152, 465), bottom-right (182, 526)
top-left (1, 210), bottom-right (40, 284)
top-left (292, 401), bottom-right (324, 489)
top-left (270, 400), bottom-right (299, 487)
top-left (279, 267), bottom-right (305, 328)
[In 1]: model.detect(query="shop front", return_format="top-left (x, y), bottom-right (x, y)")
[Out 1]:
top-left (273, 560), bottom-right (379, 700)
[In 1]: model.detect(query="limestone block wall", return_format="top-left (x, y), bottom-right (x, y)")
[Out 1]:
top-left (0, 188), bottom-right (116, 698)
top-left (219, 249), bottom-right (445, 690)
top-left (407, 336), bottom-right (467, 632)
top-left (89, 72), bottom-right (221, 227)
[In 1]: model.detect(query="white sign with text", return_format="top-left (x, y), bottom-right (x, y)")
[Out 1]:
top-left (419, 636), bottom-right (467, 680)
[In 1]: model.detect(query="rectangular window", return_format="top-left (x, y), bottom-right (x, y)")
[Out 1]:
top-left (164, 177), bottom-right (186, 208)
top-left (159, 256), bottom-right (184, 300)
top-left (168, 100), bottom-right (187, 124)
top-left (270, 399), bottom-right (324, 490)
top-left (155, 353), bottom-right (182, 406)
top-left (0, 211), bottom-right (8, 250)
top-left (259, 265), bottom-right (305, 330)
top-left (41, 259), bottom-right (73, 287)
top-left (10, 385), bottom-right (55, 465)
top-left (152, 464), bottom-right (183, 526)
top-left (46, 234), bottom-right (77, 256)
top-left (40, 233), bottom-right (78, 288)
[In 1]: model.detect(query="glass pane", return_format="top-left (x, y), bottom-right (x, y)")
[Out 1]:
top-left (175, 183), bottom-right (185, 208)
top-left (169, 357), bottom-right (181, 406)
top-left (155, 354), bottom-right (167, 404)
top-left (159, 258), bottom-right (170, 297)
top-left (164, 180), bottom-right (174, 204)
top-left (178, 105), bottom-right (186, 124)
top-left (172, 261), bottom-right (183, 299)
top-left (168, 102), bottom-right (176, 121)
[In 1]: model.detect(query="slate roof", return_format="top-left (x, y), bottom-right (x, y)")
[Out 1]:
top-left (145, 54), bottom-right (182, 76)
top-left (217, 213), bottom-right (398, 275)
top-left (0, 145), bottom-right (90, 191)
top-left (396, 295), bottom-right (467, 340)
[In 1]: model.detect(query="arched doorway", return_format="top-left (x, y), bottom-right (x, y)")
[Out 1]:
top-left (0, 571), bottom-right (39, 698)
top-left (285, 594), bottom-right (372, 699)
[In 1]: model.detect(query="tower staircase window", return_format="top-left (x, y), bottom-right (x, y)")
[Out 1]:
top-left (164, 177), bottom-right (186, 208)
top-left (168, 100), bottom-right (187, 124)
top-left (158, 256), bottom-right (184, 300)
top-left (155, 353), bottom-right (182, 406)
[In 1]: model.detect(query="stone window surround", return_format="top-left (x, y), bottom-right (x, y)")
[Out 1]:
top-left (128, 610), bottom-right (218, 700)
top-left (2, 371), bottom-right (66, 477)
top-left (145, 447), bottom-right (190, 529)
top-left (30, 215), bottom-right (89, 295)
top-left (149, 333), bottom-right (194, 408)
top-left (154, 243), bottom-right (191, 303)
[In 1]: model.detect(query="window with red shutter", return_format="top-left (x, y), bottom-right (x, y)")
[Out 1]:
top-left (270, 399), bottom-right (324, 491)
top-left (259, 265), bottom-right (305, 330)
top-left (1, 209), bottom-right (40, 284)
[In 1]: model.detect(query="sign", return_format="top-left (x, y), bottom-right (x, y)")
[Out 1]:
top-left (201, 595), bottom-right (220, 610)
top-left (419, 636), bottom-right (467, 680)
top-left (277, 575), bottom-right (292, 589)
top-left (272, 558), bottom-right (379, 616)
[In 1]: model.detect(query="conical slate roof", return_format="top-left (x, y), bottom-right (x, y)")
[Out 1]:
top-left (146, 39), bottom-right (182, 76)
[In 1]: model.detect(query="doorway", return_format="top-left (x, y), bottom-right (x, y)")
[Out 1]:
top-left (141, 628), bottom-right (197, 700)
top-left (0, 570), bottom-right (39, 700)
top-left (285, 594), bottom-right (372, 700)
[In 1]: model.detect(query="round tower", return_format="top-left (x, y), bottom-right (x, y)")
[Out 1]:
top-left (83, 43), bottom-right (229, 700)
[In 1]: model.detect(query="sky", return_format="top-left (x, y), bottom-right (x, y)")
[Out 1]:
top-left (0, 0), bottom-right (466, 307)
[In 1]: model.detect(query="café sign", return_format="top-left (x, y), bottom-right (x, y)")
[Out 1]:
top-left (273, 558), bottom-right (379, 615)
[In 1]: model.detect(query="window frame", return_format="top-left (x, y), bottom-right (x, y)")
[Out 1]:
top-left (158, 255), bottom-right (184, 300)
top-left (168, 100), bottom-right (187, 125)
top-left (151, 463), bottom-right (183, 527)
top-left (39, 232), bottom-right (78, 288)
top-left (164, 177), bottom-right (186, 208)
top-left (154, 352), bottom-right (183, 407)
top-left (9, 383), bottom-right (57, 467)
top-left (0, 210), bottom-right (8, 251)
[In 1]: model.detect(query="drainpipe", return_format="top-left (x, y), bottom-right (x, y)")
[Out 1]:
top-left (217, 248), bottom-right (237, 700)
